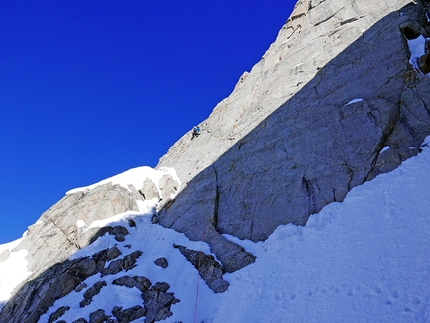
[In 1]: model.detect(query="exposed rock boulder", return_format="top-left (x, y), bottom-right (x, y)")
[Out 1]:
top-left (101, 250), bottom-right (143, 277)
top-left (80, 281), bottom-right (107, 308)
top-left (154, 257), bottom-right (168, 269)
top-left (89, 226), bottom-right (130, 244)
top-left (89, 309), bottom-right (110, 323)
top-left (112, 305), bottom-right (147, 323)
top-left (112, 275), bottom-right (152, 292)
top-left (174, 244), bottom-right (230, 293)
top-left (141, 282), bottom-right (180, 323)
top-left (48, 305), bottom-right (70, 323)
top-left (139, 178), bottom-right (160, 200)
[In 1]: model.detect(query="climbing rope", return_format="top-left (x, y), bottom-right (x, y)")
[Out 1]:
top-left (163, 210), bottom-right (206, 323)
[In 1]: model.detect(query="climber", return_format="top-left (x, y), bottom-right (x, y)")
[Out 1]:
top-left (191, 126), bottom-right (200, 140)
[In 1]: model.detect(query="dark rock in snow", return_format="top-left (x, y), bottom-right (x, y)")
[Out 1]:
top-left (123, 250), bottom-right (143, 271)
top-left (174, 244), bottom-right (230, 293)
top-left (142, 282), bottom-right (180, 323)
top-left (154, 257), bottom-right (168, 268)
top-left (112, 305), bottom-right (147, 323)
top-left (112, 275), bottom-right (152, 292)
top-left (128, 218), bottom-right (137, 227)
top-left (90, 225), bottom-right (130, 244)
top-left (72, 318), bottom-right (88, 323)
top-left (89, 309), bottom-right (110, 323)
top-left (75, 282), bottom-right (87, 293)
top-left (48, 306), bottom-right (70, 323)
top-left (101, 250), bottom-right (142, 277)
top-left (101, 258), bottom-right (125, 277)
top-left (80, 281), bottom-right (107, 308)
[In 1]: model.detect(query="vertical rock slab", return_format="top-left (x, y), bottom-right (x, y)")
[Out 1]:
top-left (158, 0), bottom-right (430, 270)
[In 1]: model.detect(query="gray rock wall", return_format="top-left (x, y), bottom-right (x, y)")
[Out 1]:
top-left (158, 0), bottom-right (430, 271)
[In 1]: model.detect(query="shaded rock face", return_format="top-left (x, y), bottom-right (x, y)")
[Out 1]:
top-left (158, 0), bottom-right (430, 271)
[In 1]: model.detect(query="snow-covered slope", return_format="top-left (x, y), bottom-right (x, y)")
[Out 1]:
top-left (0, 238), bottom-right (31, 310)
top-left (9, 137), bottom-right (424, 322)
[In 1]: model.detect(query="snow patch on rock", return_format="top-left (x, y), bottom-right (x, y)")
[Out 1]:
top-left (407, 35), bottom-right (429, 75)
top-left (345, 98), bottom-right (364, 105)
top-left (0, 239), bottom-right (31, 311)
top-left (76, 220), bottom-right (85, 228)
top-left (66, 166), bottom-right (180, 197)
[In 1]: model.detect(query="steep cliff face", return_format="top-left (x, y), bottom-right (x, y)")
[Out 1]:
top-left (1, 1), bottom-right (430, 322)
top-left (157, 0), bottom-right (430, 271)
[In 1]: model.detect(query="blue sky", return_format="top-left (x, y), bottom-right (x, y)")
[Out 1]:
top-left (0, 1), bottom-right (296, 244)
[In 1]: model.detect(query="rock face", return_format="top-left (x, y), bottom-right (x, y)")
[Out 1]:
top-left (157, 0), bottom-right (430, 271)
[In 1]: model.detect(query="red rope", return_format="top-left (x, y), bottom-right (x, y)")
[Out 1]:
top-left (193, 240), bottom-right (203, 323)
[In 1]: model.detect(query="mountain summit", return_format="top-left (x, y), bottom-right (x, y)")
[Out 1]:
top-left (1, 0), bottom-right (430, 322)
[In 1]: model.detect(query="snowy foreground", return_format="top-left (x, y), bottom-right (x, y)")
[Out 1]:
top-left (1, 140), bottom-right (430, 322)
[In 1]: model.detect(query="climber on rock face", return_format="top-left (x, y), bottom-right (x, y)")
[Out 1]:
top-left (191, 126), bottom-right (200, 140)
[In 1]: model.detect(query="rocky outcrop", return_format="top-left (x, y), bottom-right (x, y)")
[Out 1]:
top-left (0, 220), bottom-right (179, 323)
top-left (141, 282), bottom-right (180, 323)
top-left (2, 167), bottom-right (180, 287)
top-left (174, 244), bottom-right (230, 293)
top-left (11, 183), bottom-right (139, 280)
top-left (0, 227), bottom-right (128, 322)
top-left (157, 0), bottom-right (430, 271)
top-left (0, 167), bottom-right (182, 323)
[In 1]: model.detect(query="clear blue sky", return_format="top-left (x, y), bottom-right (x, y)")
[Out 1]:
top-left (0, 1), bottom-right (296, 244)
